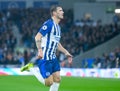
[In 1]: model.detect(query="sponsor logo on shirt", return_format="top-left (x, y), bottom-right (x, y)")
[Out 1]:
top-left (55, 36), bottom-right (61, 42)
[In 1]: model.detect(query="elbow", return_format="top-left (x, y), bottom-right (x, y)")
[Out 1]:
top-left (35, 35), bottom-right (37, 41)
top-left (35, 33), bottom-right (42, 41)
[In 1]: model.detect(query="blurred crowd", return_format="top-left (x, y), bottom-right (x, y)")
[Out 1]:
top-left (0, 8), bottom-right (120, 68)
top-left (0, 10), bottom-right (17, 66)
top-left (82, 46), bottom-right (120, 68)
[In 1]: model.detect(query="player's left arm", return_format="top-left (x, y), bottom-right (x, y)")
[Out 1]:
top-left (58, 43), bottom-right (73, 62)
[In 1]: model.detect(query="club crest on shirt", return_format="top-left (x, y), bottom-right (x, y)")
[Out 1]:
top-left (42, 25), bottom-right (47, 30)
top-left (46, 72), bottom-right (50, 76)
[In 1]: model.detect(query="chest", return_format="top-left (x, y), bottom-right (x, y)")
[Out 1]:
top-left (50, 24), bottom-right (61, 42)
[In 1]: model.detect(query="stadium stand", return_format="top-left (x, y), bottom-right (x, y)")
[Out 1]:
top-left (0, 7), bottom-right (120, 68)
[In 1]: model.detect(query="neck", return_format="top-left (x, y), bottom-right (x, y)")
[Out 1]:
top-left (52, 16), bottom-right (60, 24)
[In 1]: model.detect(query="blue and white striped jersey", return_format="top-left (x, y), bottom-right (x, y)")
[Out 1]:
top-left (39, 19), bottom-right (61, 60)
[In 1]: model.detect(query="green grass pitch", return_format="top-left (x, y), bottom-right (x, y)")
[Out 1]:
top-left (0, 75), bottom-right (120, 91)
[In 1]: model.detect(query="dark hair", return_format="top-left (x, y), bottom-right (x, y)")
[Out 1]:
top-left (50, 5), bottom-right (61, 16)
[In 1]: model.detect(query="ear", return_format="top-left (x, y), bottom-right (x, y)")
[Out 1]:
top-left (53, 11), bottom-right (56, 16)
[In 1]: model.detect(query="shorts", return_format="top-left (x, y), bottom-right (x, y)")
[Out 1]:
top-left (37, 58), bottom-right (60, 79)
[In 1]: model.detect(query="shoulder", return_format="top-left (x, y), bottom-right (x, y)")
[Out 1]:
top-left (41, 19), bottom-right (53, 30)
top-left (39, 19), bottom-right (53, 35)
top-left (43, 19), bottom-right (54, 27)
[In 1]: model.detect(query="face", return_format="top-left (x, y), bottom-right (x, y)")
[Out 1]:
top-left (54, 7), bottom-right (64, 20)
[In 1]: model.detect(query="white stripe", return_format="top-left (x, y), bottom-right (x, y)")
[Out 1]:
top-left (41, 34), bottom-right (48, 60)
top-left (56, 24), bottom-right (60, 36)
top-left (58, 25), bottom-right (61, 36)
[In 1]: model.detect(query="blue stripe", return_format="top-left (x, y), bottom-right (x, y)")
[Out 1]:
top-left (48, 41), bottom-right (54, 60)
top-left (54, 25), bottom-right (56, 35)
top-left (44, 32), bottom-right (50, 60)
top-left (52, 43), bottom-right (57, 58)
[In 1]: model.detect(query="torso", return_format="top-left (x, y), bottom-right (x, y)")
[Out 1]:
top-left (39, 19), bottom-right (61, 60)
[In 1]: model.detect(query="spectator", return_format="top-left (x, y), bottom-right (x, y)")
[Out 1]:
top-left (0, 7), bottom-right (120, 68)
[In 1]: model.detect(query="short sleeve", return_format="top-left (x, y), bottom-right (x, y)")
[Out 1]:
top-left (39, 20), bottom-right (53, 36)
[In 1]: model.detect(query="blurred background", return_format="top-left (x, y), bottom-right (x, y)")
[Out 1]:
top-left (0, 0), bottom-right (120, 77)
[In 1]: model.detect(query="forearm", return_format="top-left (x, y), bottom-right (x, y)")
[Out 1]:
top-left (35, 33), bottom-right (42, 50)
top-left (35, 33), bottom-right (43, 59)
top-left (58, 43), bottom-right (73, 63)
top-left (58, 43), bottom-right (69, 55)
top-left (35, 40), bottom-right (42, 49)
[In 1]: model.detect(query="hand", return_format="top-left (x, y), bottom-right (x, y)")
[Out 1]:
top-left (37, 49), bottom-right (43, 59)
top-left (67, 55), bottom-right (73, 64)
top-left (65, 52), bottom-right (73, 64)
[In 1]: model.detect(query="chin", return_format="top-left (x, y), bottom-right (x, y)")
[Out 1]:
top-left (61, 16), bottom-right (64, 19)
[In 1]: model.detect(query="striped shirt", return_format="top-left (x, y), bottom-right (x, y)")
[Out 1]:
top-left (39, 19), bottom-right (61, 60)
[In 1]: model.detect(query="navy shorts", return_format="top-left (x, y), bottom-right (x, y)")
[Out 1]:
top-left (37, 58), bottom-right (60, 79)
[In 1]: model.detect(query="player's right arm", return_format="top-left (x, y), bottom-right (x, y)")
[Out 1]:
top-left (35, 32), bottom-right (43, 59)
top-left (35, 19), bottom-right (53, 59)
